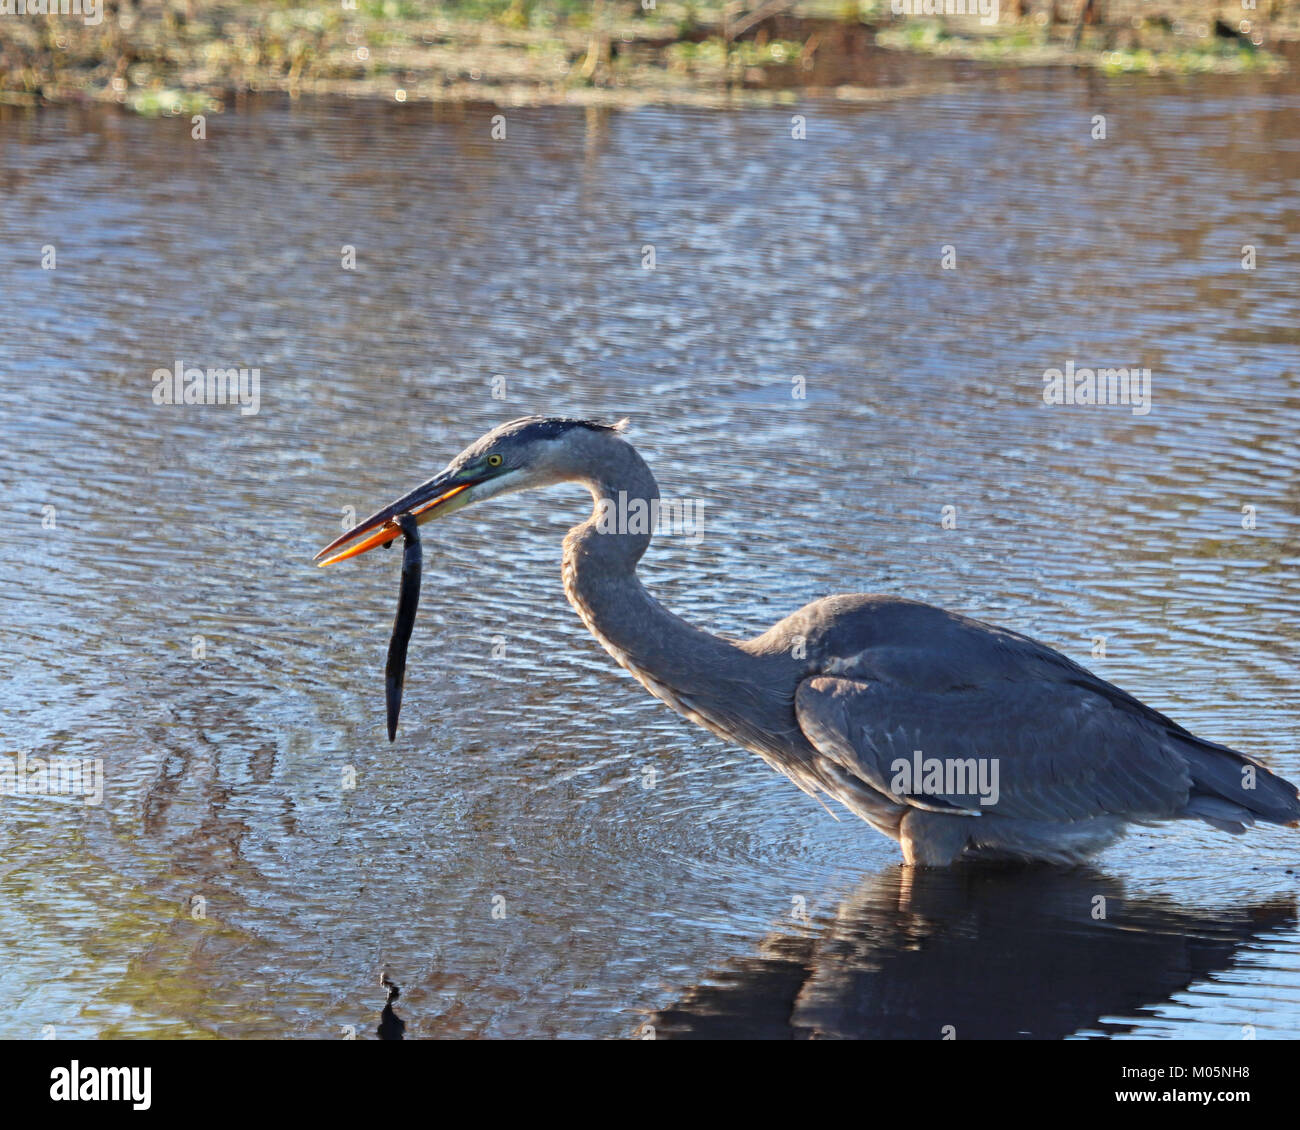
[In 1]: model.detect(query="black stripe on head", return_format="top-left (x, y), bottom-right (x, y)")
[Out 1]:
top-left (497, 416), bottom-right (628, 442)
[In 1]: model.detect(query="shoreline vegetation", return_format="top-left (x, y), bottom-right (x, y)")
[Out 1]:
top-left (0, 0), bottom-right (1293, 115)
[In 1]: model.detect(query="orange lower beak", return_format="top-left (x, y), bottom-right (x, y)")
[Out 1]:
top-left (314, 482), bottom-right (471, 567)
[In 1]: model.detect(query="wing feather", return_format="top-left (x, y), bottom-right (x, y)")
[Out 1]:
top-left (795, 675), bottom-right (1191, 822)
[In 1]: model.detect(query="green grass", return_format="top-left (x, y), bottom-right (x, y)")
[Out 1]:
top-left (0, 0), bottom-right (1290, 112)
top-left (877, 20), bottom-right (1285, 74)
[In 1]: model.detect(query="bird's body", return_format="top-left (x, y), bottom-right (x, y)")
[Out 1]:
top-left (318, 416), bottom-right (1300, 866)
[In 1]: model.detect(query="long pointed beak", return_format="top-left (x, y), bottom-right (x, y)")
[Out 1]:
top-left (313, 469), bottom-right (477, 567)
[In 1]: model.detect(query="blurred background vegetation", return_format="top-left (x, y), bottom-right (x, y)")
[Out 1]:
top-left (0, 0), bottom-right (1291, 113)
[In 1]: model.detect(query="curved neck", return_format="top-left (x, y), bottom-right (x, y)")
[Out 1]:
top-left (560, 439), bottom-right (743, 696)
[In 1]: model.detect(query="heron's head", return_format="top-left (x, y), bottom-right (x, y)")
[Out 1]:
top-left (314, 415), bottom-right (629, 566)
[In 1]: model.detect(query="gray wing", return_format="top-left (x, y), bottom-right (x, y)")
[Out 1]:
top-left (795, 674), bottom-right (1193, 822)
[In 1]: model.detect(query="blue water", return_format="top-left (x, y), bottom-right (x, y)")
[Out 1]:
top-left (0, 72), bottom-right (1297, 1037)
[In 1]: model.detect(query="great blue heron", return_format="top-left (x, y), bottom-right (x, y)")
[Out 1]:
top-left (315, 416), bottom-right (1300, 865)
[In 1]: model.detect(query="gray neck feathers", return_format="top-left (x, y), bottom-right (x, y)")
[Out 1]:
top-left (559, 436), bottom-right (744, 695)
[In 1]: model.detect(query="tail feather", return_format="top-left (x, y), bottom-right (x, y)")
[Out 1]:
top-left (1183, 794), bottom-right (1252, 834)
top-left (1177, 737), bottom-right (1300, 828)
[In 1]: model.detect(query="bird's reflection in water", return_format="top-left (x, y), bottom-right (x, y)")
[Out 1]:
top-left (377, 975), bottom-right (406, 1040)
top-left (646, 867), bottom-right (1295, 1039)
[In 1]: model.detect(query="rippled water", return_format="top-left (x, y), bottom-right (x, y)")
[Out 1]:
top-left (1, 70), bottom-right (1298, 1038)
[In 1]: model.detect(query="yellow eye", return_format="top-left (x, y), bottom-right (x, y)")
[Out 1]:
top-left (487, 454), bottom-right (503, 467)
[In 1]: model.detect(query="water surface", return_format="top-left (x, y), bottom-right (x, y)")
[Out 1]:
top-left (1, 73), bottom-right (1298, 1038)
